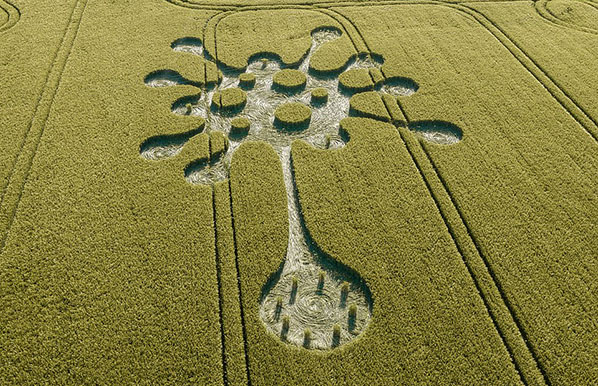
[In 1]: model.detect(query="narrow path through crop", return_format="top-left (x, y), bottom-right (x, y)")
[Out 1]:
top-left (0, 0), bottom-right (20, 33)
top-left (333, 8), bottom-right (549, 385)
top-left (0, 0), bottom-right (89, 254)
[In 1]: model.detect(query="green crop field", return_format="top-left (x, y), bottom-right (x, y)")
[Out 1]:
top-left (1, 0), bottom-right (597, 384)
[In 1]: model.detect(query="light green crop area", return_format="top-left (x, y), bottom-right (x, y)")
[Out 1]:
top-left (212, 87), bottom-right (247, 111)
top-left (311, 87), bottom-right (328, 102)
top-left (230, 117), bottom-right (251, 136)
top-left (339, 68), bottom-right (375, 92)
top-left (272, 69), bottom-right (307, 91)
top-left (274, 102), bottom-right (312, 127)
top-left (1, 0), bottom-right (597, 385)
top-left (0, 9), bottom-right (7, 27)
top-left (0, 2), bottom-right (225, 384)
top-left (0, 1), bottom-right (78, 198)
top-left (349, 91), bottom-right (391, 121)
top-left (238, 72), bottom-right (256, 89)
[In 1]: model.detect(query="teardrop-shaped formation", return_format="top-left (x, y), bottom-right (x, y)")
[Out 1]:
top-left (140, 26), bottom-right (465, 352)
top-left (140, 127), bottom-right (203, 160)
top-left (259, 149), bottom-right (372, 350)
top-left (144, 69), bottom-right (191, 88)
top-left (409, 120), bottom-right (463, 145)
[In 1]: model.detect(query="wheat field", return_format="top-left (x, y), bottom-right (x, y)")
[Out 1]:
top-left (1, 0), bottom-right (597, 384)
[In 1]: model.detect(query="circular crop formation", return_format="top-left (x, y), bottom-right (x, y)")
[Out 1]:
top-left (274, 102), bottom-right (312, 129)
top-left (273, 69), bottom-right (307, 92)
top-left (239, 72), bottom-right (256, 89)
top-left (230, 117), bottom-right (251, 137)
top-left (293, 288), bottom-right (338, 328)
top-left (260, 268), bottom-right (372, 350)
top-left (311, 87), bottom-right (328, 104)
top-left (212, 87), bottom-right (247, 112)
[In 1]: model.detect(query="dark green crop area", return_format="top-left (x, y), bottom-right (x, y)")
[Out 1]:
top-left (1, 0), bottom-right (597, 385)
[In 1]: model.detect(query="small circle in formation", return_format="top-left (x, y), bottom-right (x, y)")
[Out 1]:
top-left (239, 73), bottom-right (256, 89)
top-left (230, 117), bottom-right (251, 137)
top-left (273, 69), bottom-right (307, 92)
top-left (311, 87), bottom-right (329, 105)
top-left (338, 68), bottom-right (375, 93)
top-left (274, 102), bottom-right (312, 130)
top-left (212, 87), bottom-right (247, 112)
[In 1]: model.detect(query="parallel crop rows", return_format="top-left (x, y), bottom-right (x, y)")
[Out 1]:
top-left (1, 1), bottom-right (597, 385)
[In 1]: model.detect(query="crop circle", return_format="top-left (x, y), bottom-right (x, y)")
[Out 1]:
top-left (274, 102), bottom-right (311, 130)
top-left (294, 290), bottom-right (337, 328)
top-left (239, 72), bottom-right (256, 89)
top-left (311, 87), bottom-right (328, 105)
top-left (212, 87), bottom-right (247, 113)
top-left (273, 69), bottom-right (307, 93)
top-left (230, 117), bottom-right (251, 137)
